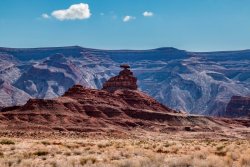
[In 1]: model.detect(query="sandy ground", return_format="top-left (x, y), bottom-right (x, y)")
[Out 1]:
top-left (0, 130), bottom-right (249, 167)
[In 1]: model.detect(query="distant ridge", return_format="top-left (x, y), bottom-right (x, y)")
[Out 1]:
top-left (1, 45), bottom-right (249, 53)
top-left (0, 46), bottom-right (249, 116)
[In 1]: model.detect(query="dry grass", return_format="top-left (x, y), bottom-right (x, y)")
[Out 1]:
top-left (0, 137), bottom-right (249, 167)
top-left (0, 139), bottom-right (15, 145)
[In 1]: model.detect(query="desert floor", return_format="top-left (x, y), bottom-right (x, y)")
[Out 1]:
top-left (0, 131), bottom-right (249, 167)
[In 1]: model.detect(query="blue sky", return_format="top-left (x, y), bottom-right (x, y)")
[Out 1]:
top-left (0, 0), bottom-right (250, 51)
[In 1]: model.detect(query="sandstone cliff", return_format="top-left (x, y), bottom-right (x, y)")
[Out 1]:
top-left (224, 96), bottom-right (250, 118)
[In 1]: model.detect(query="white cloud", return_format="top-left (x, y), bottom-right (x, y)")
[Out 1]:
top-left (51, 3), bottom-right (91, 21)
top-left (123, 16), bottom-right (135, 22)
top-left (143, 11), bottom-right (154, 17)
top-left (42, 13), bottom-right (50, 19)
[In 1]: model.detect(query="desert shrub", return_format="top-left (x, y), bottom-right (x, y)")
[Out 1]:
top-left (63, 143), bottom-right (79, 149)
top-left (215, 150), bottom-right (227, 156)
top-left (52, 141), bottom-right (62, 145)
top-left (22, 152), bottom-right (33, 159)
top-left (163, 141), bottom-right (172, 147)
top-left (0, 152), bottom-right (3, 158)
top-left (64, 152), bottom-right (71, 156)
top-left (7, 161), bottom-right (14, 167)
top-left (155, 145), bottom-right (169, 153)
top-left (16, 159), bottom-right (22, 164)
top-left (97, 141), bottom-right (112, 148)
top-left (41, 141), bottom-right (51, 145)
top-left (215, 144), bottom-right (227, 156)
top-left (80, 156), bottom-right (97, 165)
top-left (143, 144), bottom-right (150, 149)
top-left (216, 145), bottom-right (225, 151)
top-left (73, 151), bottom-right (81, 155)
top-left (34, 151), bottom-right (49, 156)
top-left (120, 151), bottom-right (130, 158)
top-left (84, 147), bottom-right (91, 151)
top-left (0, 139), bottom-right (15, 145)
top-left (56, 151), bottom-right (62, 154)
top-left (50, 162), bottom-right (58, 167)
top-left (194, 146), bottom-right (201, 150)
top-left (114, 142), bottom-right (124, 149)
top-left (110, 154), bottom-right (121, 161)
top-left (193, 151), bottom-right (207, 160)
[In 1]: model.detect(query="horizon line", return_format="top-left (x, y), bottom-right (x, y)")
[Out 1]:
top-left (0, 45), bottom-right (250, 53)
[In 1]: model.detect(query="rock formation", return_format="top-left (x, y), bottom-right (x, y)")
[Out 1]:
top-left (225, 96), bottom-right (250, 118)
top-left (102, 64), bottom-right (137, 92)
top-left (0, 79), bottom-right (249, 135)
top-left (0, 84), bottom-right (177, 132)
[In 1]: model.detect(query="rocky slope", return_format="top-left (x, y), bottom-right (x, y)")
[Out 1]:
top-left (223, 96), bottom-right (250, 118)
top-left (1, 85), bottom-right (249, 134)
top-left (0, 46), bottom-right (250, 116)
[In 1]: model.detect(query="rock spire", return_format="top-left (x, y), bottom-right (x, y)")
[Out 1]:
top-left (102, 64), bottom-right (138, 92)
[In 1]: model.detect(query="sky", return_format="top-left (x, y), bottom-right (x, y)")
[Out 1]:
top-left (0, 0), bottom-right (250, 51)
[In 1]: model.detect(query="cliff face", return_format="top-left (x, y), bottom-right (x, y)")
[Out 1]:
top-left (0, 46), bottom-right (250, 116)
top-left (225, 96), bottom-right (250, 118)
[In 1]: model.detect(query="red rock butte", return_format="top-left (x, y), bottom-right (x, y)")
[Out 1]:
top-left (102, 64), bottom-right (138, 92)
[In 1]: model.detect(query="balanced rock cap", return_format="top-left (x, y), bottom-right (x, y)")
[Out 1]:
top-left (102, 64), bottom-right (137, 92)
